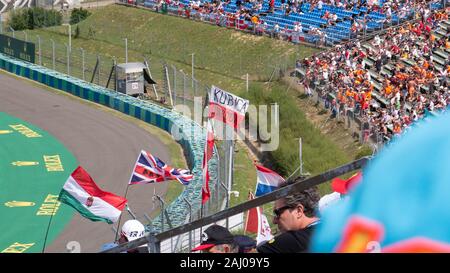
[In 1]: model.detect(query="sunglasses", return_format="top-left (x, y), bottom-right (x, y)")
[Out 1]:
top-left (273, 205), bottom-right (293, 218)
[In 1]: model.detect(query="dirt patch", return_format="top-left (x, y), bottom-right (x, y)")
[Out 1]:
top-left (230, 31), bottom-right (265, 44)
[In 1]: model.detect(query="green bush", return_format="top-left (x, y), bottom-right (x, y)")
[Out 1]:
top-left (70, 8), bottom-right (91, 25)
top-left (8, 8), bottom-right (61, 30)
top-left (9, 9), bottom-right (30, 30)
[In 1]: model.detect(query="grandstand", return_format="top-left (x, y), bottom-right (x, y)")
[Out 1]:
top-left (295, 7), bottom-right (449, 144)
top-left (135, 0), bottom-right (446, 45)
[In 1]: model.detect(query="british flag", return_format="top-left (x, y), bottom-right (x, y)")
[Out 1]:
top-left (129, 150), bottom-right (193, 186)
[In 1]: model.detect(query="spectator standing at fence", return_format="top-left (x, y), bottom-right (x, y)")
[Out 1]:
top-left (303, 70), bottom-right (313, 97)
top-left (257, 185), bottom-right (321, 253)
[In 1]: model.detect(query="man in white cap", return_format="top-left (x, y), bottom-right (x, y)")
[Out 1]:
top-left (118, 219), bottom-right (147, 253)
top-left (100, 219), bottom-right (147, 253)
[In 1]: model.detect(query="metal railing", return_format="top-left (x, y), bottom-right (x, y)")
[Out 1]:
top-left (102, 156), bottom-right (369, 253)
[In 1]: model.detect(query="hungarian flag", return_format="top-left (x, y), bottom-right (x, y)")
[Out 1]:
top-left (129, 150), bottom-right (193, 185)
top-left (201, 119), bottom-right (215, 204)
top-left (208, 85), bottom-right (249, 130)
top-left (59, 166), bottom-right (127, 224)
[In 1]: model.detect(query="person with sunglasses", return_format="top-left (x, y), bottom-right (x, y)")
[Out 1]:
top-left (257, 184), bottom-right (321, 253)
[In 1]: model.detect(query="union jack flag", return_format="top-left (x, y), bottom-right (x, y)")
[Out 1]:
top-left (128, 150), bottom-right (193, 186)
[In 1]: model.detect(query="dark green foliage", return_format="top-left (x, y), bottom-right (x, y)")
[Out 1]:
top-left (9, 9), bottom-right (30, 30)
top-left (9, 8), bottom-right (62, 30)
top-left (70, 8), bottom-right (91, 25)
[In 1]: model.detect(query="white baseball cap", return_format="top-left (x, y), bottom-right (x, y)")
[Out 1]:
top-left (318, 192), bottom-right (341, 213)
top-left (121, 220), bottom-right (145, 242)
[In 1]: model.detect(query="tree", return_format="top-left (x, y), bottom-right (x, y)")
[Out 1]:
top-left (70, 8), bottom-right (91, 25)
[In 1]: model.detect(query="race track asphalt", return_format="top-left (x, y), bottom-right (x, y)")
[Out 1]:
top-left (0, 72), bottom-right (171, 252)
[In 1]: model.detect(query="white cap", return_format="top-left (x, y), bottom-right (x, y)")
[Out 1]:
top-left (121, 220), bottom-right (145, 242)
top-left (318, 192), bottom-right (341, 213)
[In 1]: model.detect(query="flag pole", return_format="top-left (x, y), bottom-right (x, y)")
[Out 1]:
top-left (243, 190), bottom-right (252, 235)
top-left (115, 150), bottom-right (141, 241)
top-left (225, 125), bottom-right (234, 230)
top-left (199, 202), bottom-right (204, 241)
top-left (42, 194), bottom-right (60, 253)
top-left (114, 185), bottom-right (130, 242)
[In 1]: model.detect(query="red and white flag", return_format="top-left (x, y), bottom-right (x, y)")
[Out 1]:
top-left (244, 191), bottom-right (259, 234)
top-left (208, 85), bottom-right (249, 130)
top-left (244, 191), bottom-right (274, 246)
top-left (201, 119), bottom-right (215, 204)
top-left (257, 212), bottom-right (273, 246)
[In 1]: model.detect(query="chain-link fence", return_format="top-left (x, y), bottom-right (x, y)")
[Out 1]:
top-left (1, 26), bottom-right (217, 111)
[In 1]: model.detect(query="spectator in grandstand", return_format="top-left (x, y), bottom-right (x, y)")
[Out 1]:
top-left (269, 0), bottom-right (274, 13)
top-left (273, 23), bottom-right (280, 38)
top-left (293, 22), bottom-right (303, 34)
top-left (295, 6), bottom-right (450, 143)
top-left (256, 184), bottom-right (321, 253)
top-left (317, 0), bottom-right (323, 10)
top-left (236, 0), bottom-right (242, 10)
top-left (192, 224), bottom-right (239, 253)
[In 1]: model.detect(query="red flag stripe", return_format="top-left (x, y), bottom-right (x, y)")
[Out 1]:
top-left (208, 102), bottom-right (246, 129)
top-left (201, 119), bottom-right (214, 204)
top-left (244, 192), bottom-right (259, 234)
top-left (70, 166), bottom-right (127, 211)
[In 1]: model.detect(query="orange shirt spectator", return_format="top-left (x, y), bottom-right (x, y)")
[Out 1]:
top-left (365, 90), bottom-right (372, 101)
top-left (385, 85), bottom-right (393, 96)
top-left (251, 16), bottom-right (259, 25)
top-left (393, 123), bottom-right (402, 135)
top-left (345, 89), bottom-right (352, 98)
